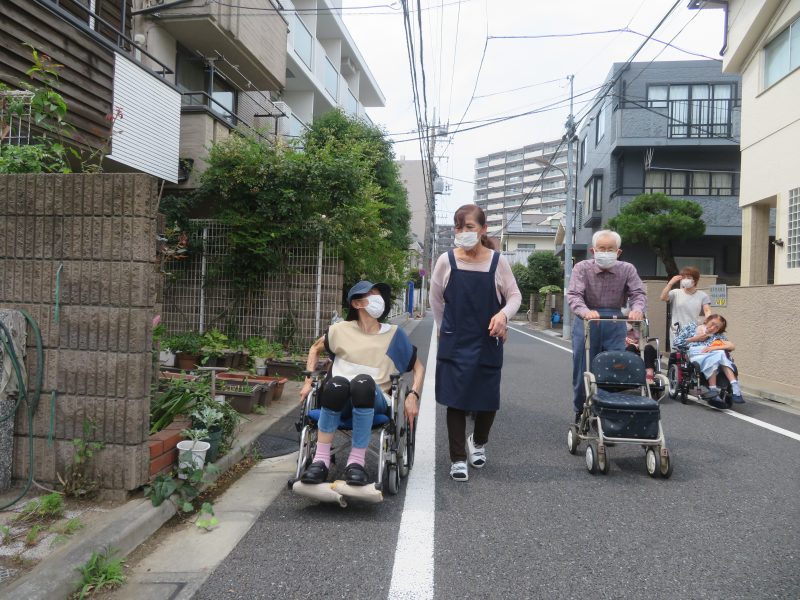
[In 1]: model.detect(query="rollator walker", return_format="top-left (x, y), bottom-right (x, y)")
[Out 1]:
top-left (288, 369), bottom-right (417, 507)
top-left (567, 318), bottom-right (674, 478)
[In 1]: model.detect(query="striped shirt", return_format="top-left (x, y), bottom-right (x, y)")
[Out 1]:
top-left (566, 259), bottom-right (647, 318)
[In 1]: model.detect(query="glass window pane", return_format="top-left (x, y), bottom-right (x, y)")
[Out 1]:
top-left (691, 84), bottom-right (710, 99)
top-left (648, 85), bottom-right (668, 107)
top-left (669, 171), bottom-right (687, 196)
top-left (711, 172), bottom-right (733, 195)
top-left (324, 58), bottom-right (338, 99)
top-left (791, 20), bottom-right (800, 70)
top-left (669, 85), bottom-right (689, 100)
top-left (765, 27), bottom-right (790, 87)
top-left (293, 15), bottom-right (313, 69)
top-left (691, 171), bottom-right (711, 194)
top-left (645, 170), bottom-right (665, 192)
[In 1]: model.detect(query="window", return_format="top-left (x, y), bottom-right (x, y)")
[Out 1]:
top-left (584, 176), bottom-right (602, 213)
top-left (176, 46), bottom-right (237, 124)
top-left (595, 103), bottom-right (607, 145)
top-left (579, 137), bottom-right (587, 168)
top-left (517, 243), bottom-right (537, 250)
top-left (324, 57), bottom-right (339, 99)
top-left (656, 257), bottom-right (715, 277)
top-left (789, 187), bottom-right (800, 269)
top-left (344, 88), bottom-right (358, 116)
top-left (507, 151), bottom-right (523, 162)
top-left (644, 169), bottom-right (735, 196)
top-left (477, 158), bottom-right (489, 168)
top-left (648, 83), bottom-right (734, 138)
top-left (764, 16), bottom-right (800, 88)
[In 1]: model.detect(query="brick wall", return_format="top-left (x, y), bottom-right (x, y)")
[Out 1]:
top-left (0, 173), bottom-right (160, 495)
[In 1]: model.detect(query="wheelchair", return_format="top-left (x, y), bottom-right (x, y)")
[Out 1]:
top-left (288, 369), bottom-right (417, 505)
top-left (567, 318), bottom-right (673, 478)
top-left (667, 343), bottom-right (737, 409)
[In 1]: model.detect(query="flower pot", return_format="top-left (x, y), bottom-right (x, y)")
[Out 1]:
top-left (175, 352), bottom-right (200, 371)
top-left (222, 387), bottom-right (258, 413)
top-left (201, 428), bottom-right (222, 464)
top-left (253, 357), bottom-right (267, 368)
top-left (266, 360), bottom-right (303, 379)
top-left (159, 351), bottom-right (176, 367)
top-left (216, 373), bottom-right (288, 401)
top-left (177, 440), bottom-right (210, 475)
top-left (230, 351), bottom-right (249, 370)
top-left (255, 365), bottom-right (267, 376)
top-left (258, 381), bottom-right (276, 408)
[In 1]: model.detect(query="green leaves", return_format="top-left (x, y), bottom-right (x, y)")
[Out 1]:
top-left (606, 192), bottom-right (706, 276)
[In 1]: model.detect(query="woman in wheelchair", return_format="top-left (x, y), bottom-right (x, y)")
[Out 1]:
top-left (298, 280), bottom-right (424, 486)
top-left (673, 314), bottom-right (744, 404)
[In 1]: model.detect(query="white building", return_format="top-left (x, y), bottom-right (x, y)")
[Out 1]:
top-left (279, 0), bottom-right (385, 137)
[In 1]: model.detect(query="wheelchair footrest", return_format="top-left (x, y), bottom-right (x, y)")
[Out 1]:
top-left (332, 480), bottom-right (383, 503)
top-left (291, 481), bottom-right (348, 507)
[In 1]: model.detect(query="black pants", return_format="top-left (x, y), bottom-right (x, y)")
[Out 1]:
top-left (446, 407), bottom-right (496, 462)
top-left (626, 344), bottom-right (657, 371)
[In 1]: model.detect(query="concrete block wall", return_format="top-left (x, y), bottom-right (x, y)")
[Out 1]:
top-left (0, 173), bottom-right (160, 495)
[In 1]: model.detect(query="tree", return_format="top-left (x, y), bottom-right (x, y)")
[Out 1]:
top-left (510, 262), bottom-right (534, 308)
top-left (606, 192), bottom-right (705, 277)
top-left (527, 251), bottom-right (563, 292)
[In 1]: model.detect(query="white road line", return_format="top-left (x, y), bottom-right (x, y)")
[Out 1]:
top-left (388, 326), bottom-right (437, 600)
top-left (508, 324), bottom-right (800, 443)
top-left (508, 325), bottom-right (572, 353)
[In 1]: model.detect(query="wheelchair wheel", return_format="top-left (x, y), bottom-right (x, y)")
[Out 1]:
top-left (567, 425), bottom-right (579, 455)
top-left (295, 425), bottom-right (317, 481)
top-left (585, 442), bottom-right (599, 475)
top-left (667, 364), bottom-right (680, 400)
top-left (404, 417), bottom-right (417, 473)
top-left (383, 461), bottom-right (400, 495)
top-left (645, 447), bottom-right (660, 478)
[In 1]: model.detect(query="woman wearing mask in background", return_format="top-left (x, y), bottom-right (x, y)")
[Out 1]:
top-left (660, 266), bottom-right (711, 345)
top-left (430, 204), bottom-right (521, 482)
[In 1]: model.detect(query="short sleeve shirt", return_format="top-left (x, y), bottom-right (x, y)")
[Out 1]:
top-left (668, 289), bottom-right (711, 337)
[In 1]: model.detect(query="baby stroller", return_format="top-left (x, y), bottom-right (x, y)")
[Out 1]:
top-left (667, 325), bottom-right (737, 409)
top-left (567, 318), bottom-right (673, 478)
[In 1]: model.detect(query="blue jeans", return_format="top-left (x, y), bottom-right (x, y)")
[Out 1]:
top-left (317, 386), bottom-right (388, 448)
top-left (572, 309), bottom-right (627, 413)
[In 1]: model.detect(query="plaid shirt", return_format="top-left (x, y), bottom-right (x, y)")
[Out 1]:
top-left (566, 259), bottom-right (647, 318)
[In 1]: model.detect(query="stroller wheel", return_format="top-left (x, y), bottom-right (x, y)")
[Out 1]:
top-left (660, 447), bottom-right (674, 479)
top-left (645, 447), bottom-right (660, 478)
top-left (567, 425), bottom-right (580, 455)
top-left (585, 443), bottom-right (599, 475)
top-left (597, 444), bottom-right (610, 475)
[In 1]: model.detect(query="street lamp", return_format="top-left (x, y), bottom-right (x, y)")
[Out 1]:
top-left (532, 155), bottom-right (575, 340)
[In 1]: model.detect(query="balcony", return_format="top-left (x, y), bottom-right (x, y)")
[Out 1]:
top-left (155, 0), bottom-right (287, 90)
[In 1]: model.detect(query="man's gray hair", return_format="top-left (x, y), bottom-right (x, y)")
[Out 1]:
top-left (592, 229), bottom-right (622, 249)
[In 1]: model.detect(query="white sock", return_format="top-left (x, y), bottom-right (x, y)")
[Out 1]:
top-left (730, 380), bottom-right (741, 395)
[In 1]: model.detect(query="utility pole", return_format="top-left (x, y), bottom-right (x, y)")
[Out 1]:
top-left (563, 74), bottom-right (576, 341)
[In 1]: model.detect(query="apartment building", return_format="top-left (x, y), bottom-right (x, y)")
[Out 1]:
top-left (576, 60), bottom-right (744, 283)
top-left (132, 0), bottom-right (384, 188)
top-left (1, 0), bottom-right (180, 181)
top-left (692, 0), bottom-right (800, 285)
top-left (474, 139), bottom-right (571, 252)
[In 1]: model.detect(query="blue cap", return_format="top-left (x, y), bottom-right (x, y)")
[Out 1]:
top-left (345, 280), bottom-right (392, 321)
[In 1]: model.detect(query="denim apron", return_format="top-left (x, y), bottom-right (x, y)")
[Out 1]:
top-left (435, 250), bottom-right (505, 411)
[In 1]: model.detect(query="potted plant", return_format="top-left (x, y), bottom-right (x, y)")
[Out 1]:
top-left (150, 376), bottom-right (210, 434)
top-left (200, 329), bottom-right (231, 367)
top-left (219, 382), bottom-right (266, 413)
top-left (177, 428), bottom-right (210, 476)
top-left (244, 337), bottom-right (280, 375)
top-left (163, 332), bottom-right (204, 371)
top-left (191, 406), bottom-right (224, 464)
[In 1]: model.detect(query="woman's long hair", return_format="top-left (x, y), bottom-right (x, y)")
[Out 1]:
top-left (453, 204), bottom-right (497, 250)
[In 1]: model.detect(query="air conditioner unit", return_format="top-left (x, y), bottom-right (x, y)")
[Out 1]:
top-left (273, 101), bottom-right (292, 137)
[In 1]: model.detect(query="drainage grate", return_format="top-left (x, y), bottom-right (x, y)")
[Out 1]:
top-left (0, 566), bottom-right (19, 584)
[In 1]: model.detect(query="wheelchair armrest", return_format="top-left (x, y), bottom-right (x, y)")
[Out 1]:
top-left (302, 369), bottom-right (326, 380)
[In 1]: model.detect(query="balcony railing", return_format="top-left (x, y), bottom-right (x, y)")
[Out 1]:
top-left (293, 15), bottom-right (313, 70)
top-left (181, 91), bottom-right (285, 139)
top-left (610, 186), bottom-right (739, 199)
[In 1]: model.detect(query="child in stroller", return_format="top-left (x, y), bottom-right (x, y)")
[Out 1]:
top-left (672, 314), bottom-right (744, 407)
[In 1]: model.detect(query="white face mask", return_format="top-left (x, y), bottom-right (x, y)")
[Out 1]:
top-left (454, 231), bottom-right (479, 249)
top-left (364, 295), bottom-right (385, 319)
top-left (680, 278), bottom-right (695, 289)
top-left (594, 251), bottom-right (618, 269)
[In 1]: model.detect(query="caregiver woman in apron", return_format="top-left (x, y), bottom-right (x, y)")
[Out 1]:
top-left (430, 204), bottom-right (521, 481)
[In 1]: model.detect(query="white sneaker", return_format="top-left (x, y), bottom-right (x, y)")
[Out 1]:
top-left (449, 461), bottom-right (469, 481)
top-left (467, 434), bottom-right (486, 469)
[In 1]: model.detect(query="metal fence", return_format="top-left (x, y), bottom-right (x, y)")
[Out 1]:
top-left (160, 220), bottom-right (343, 348)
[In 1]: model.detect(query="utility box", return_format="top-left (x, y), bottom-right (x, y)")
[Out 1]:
top-left (0, 310), bottom-right (26, 491)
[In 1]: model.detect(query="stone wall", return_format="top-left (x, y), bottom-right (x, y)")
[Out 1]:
top-left (0, 173), bottom-right (160, 495)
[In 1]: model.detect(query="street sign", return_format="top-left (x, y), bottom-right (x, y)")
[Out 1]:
top-left (709, 284), bottom-right (727, 307)
top-left (419, 269), bottom-right (427, 277)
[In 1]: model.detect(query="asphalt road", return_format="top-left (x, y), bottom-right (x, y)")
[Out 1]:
top-left (195, 315), bottom-right (800, 600)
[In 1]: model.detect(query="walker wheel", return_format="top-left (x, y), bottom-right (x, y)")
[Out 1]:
top-left (660, 447), bottom-right (673, 479)
top-left (585, 443), bottom-right (599, 475)
top-left (567, 425), bottom-right (580, 455)
top-left (645, 447), bottom-right (660, 478)
top-left (597, 444), bottom-right (610, 475)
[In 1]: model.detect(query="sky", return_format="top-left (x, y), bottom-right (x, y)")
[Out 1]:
top-left (339, 0), bottom-right (728, 224)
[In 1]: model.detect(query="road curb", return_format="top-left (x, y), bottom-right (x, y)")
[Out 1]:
top-left (2, 387), bottom-right (301, 600)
